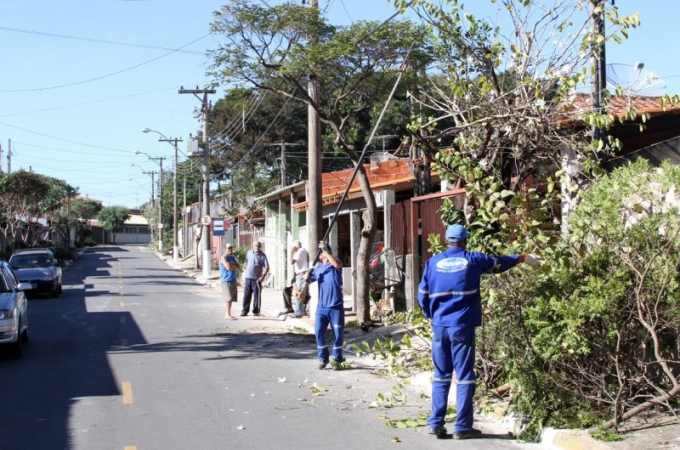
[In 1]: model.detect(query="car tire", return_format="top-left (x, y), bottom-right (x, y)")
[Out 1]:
top-left (21, 326), bottom-right (29, 344)
top-left (59, 283), bottom-right (63, 295)
top-left (52, 284), bottom-right (60, 298)
top-left (10, 321), bottom-right (23, 359)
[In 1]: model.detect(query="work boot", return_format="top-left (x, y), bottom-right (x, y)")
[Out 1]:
top-left (453, 428), bottom-right (482, 440)
top-left (428, 426), bottom-right (448, 439)
top-left (318, 360), bottom-right (328, 370)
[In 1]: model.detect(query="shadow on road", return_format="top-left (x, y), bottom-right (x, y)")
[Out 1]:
top-left (0, 246), bottom-right (146, 450)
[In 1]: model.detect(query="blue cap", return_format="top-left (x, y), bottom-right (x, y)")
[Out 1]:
top-left (445, 224), bottom-right (470, 243)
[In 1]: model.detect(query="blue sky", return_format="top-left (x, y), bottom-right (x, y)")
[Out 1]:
top-left (0, 0), bottom-right (677, 209)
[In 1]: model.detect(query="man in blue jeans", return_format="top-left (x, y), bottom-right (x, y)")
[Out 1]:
top-left (418, 224), bottom-right (537, 440)
top-left (307, 241), bottom-right (345, 370)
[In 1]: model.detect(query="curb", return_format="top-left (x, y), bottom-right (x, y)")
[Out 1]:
top-left (542, 428), bottom-right (614, 450)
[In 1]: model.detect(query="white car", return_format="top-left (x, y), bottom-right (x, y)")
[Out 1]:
top-left (0, 261), bottom-right (31, 358)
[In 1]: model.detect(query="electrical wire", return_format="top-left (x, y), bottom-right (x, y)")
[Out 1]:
top-left (0, 34), bottom-right (210, 92)
top-left (0, 120), bottom-right (135, 154)
top-left (0, 26), bottom-right (205, 55)
top-left (0, 87), bottom-right (178, 118)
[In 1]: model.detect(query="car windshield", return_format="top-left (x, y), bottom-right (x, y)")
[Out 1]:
top-left (10, 254), bottom-right (52, 269)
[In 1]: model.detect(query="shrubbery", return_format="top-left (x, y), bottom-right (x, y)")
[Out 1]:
top-left (359, 159), bottom-right (680, 441)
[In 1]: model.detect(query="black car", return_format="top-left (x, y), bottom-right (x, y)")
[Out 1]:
top-left (8, 249), bottom-right (63, 298)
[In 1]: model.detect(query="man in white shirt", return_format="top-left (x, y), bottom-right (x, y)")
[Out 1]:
top-left (290, 240), bottom-right (309, 318)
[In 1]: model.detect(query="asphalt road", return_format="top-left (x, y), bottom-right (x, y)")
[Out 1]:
top-left (1, 245), bottom-right (542, 450)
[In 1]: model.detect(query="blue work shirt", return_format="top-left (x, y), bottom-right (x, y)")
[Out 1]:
top-left (310, 261), bottom-right (344, 309)
top-left (418, 247), bottom-right (520, 328)
top-left (219, 254), bottom-right (239, 283)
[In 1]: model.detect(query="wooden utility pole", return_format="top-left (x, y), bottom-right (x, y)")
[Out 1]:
top-left (158, 137), bottom-right (183, 261)
top-left (148, 156), bottom-right (165, 251)
top-left (144, 171), bottom-right (157, 205)
top-left (266, 142), bottom-right (303, 187)
top-left (590, 0), bottom-right (607, 142)
top-left (7, 139), bottom-right (11, 174)
top-left (307, 0), bottom-right (323, 249)
top-left (179, 86), bottom-right (216, 278)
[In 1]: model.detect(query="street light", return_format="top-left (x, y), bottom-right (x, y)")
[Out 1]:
top-left (135, 151), bottom-right (164, 252)
top-left (142, 128), bottom-right (182, 261)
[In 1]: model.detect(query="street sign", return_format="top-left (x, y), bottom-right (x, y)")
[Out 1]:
top-left (201, 215), bottom-right (211, 226)
top-left (212, 218), bottom-right (225, 236)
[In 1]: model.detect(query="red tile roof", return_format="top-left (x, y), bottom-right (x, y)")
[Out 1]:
top-left (572, 93), bottom-right (680, 119)
top-left (321, 158), bottom-right (413, 198)
top-left (292, 157), bottom-right (437, 211)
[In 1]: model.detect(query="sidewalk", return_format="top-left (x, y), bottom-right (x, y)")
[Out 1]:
top-left (157, 252), bottom-right (357, 334)
top-left (155, 251), bottom-right (680, 450)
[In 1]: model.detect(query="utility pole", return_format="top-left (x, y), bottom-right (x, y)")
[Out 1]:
top-left (590, 0), bottom-right (607, 143)
top-left (148, 156), bottom-right (166, 251)
top-left (266, 142), bottom-right (303, 187)
top-left (307, 0), bottom-right (323, 249)
top-left (145, 171), bottom-right (157, 205)
top-left (179, 86), bottom-right (216, 279)
top-left (7, 139), bottom-right (12, 174)
top-left (158, 137), bottom-right (183, 261)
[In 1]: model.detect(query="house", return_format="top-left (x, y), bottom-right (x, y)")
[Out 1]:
top-left (181, 196), bottom-right (261, 268)
top-left (255, 155), bottom-right (441, 311)
top-left (90, 209), bottom-right (151, 245)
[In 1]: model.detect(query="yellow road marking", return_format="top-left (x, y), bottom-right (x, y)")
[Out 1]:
top-left (124, 446), bottom-right (137, 450)
top-left (122, 381), bottom-right (133, 404)
top-left (120, 301), bottom-right (125, 308)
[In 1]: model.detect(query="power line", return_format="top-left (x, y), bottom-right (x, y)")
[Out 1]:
top-left (0, 120), bottom-right (135, 153)
top-left (0, 87), bottom-right (178, 118)
top-left (0, 26), bottom-right (206, 55)
top-left (0, 34), bottom-right (210, 92)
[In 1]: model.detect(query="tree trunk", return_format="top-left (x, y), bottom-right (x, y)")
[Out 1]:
top-left (353, 164), bottom-right (378, 325)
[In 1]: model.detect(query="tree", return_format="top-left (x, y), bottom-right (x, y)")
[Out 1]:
top-left (70, 198), bottom-right (103, 244)
top-left (391, 0), bottom-right (641, 199)
top-left (208, 0), bottom-right (432, 324)
top-left (42, 176), bottom-right (79, 248)
top-left (71, 198), bottom-right (103, 227)
top-left (209, 86), bottom-right (310, 184)
top-left (382, 0), bottom-right (680, 439)
top-left (0, 170), bottom-right (53, 249)
top-left (97, 206), bottom-right (131, 244)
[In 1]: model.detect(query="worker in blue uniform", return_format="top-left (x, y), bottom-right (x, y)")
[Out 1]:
top-left (418, 224), bottom-right (538, 440)
top-left (308, 241), bottom-right (345, 370)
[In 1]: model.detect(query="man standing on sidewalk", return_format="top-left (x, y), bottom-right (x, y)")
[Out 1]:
top-left (241, 240), bottom-right (269, 317)
top-left (219, 242), bottom-right (240, 320)
top-left (418, 224), bottom-right (538, 440)
top-left (290, 240), bottom-right (309, 318)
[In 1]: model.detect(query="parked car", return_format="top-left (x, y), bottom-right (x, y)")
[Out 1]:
top-left (0, 261), bottom-right (31, 358)
top-left (8, 249), bottom-right (63, 298)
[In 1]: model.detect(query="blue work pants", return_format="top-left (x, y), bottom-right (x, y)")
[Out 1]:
top-left (428, 325), bottom-right (476, 433)
top-left (314, 306), bottom-right (345, 363)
